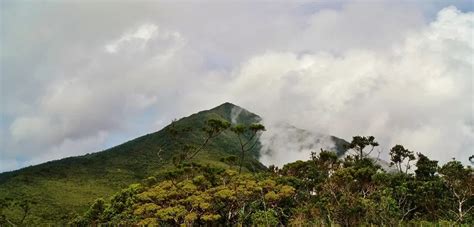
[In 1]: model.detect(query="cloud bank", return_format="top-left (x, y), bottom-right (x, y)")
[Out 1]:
top-left (233, 6), bottom-right (473, 165)
top-left (1, 1), bottom-right (472, 172)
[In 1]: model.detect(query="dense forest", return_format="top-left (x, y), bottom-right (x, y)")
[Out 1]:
top-left (1, 117), bottom-right (473, 226)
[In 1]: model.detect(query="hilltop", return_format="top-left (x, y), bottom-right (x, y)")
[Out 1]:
top-left (0, 102), bottom-right (348, 224)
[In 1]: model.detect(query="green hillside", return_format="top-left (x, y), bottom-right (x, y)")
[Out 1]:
top-left (0, 102), bottom-right (267, 224)
top-left (1, 103), bottom-right (472, 226)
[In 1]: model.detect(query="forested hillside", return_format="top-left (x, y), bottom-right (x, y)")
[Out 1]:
top-left (0, 103), bottom-right (274, 224)
top-left (73, 138), bottom-right (474, 226)
top-left (1, 103), bottom-right (472, 226)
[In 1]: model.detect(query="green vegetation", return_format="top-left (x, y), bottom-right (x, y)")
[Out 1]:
top-left (0, 103), bottom-right (268, 224)
top-left (71, 145), bottom-right (473, 226)
top-left (230, 123), bottom-right (266, 173)
top-left (0, 102), bottom-right (472, 225)
top-left (73, 165), bottom-right (295, 226)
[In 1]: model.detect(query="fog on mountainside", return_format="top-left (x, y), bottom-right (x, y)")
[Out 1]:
top-left (1, 1), bottom-right (473, 225)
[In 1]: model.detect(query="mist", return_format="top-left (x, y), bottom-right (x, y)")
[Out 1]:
top-left (1, 1), bottom-right (472, 172)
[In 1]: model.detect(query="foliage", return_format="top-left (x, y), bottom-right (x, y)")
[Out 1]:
top-left (169, 118), bottom-right (231, 165)
top-left (439, 160), bottom-right (474, 222)
top-left (346, 135), bottom-right (379, 159)
top-left (230, 123), bottom-right (266, 173)
top-left (1, 103), bottom-right (472, 225)
top-left (77, 139), bottom-right (473, 226)
top-left (0, 102), bottom-right (266, 224)
top-left (74, 166), bottom-right (295, 226)
top-left (0, 197), bottom-right (36, 226)
top-left (390, 144), bottom-right (416, 173)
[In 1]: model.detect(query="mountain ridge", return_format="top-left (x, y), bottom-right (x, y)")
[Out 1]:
top-left (0, 102), bottom-right (350, 224)
top-left (0, 102), bottom-right (254, 176)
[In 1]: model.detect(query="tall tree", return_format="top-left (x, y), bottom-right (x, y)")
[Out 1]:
top-left (169, 119), bottom-right (230, 165)
top-left (346, 136), bottom-right (379, 159)
top-left (389, 145), bottom-right (415, 173)
top-left (439, 160), bottom-right (474, 222)
top-left (415, 153), bottom-right (438, 180)
top-left (230, 123), bottom-right (265, 174)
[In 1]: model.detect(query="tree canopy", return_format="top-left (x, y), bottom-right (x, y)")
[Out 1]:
top-left (69, 132), bottom-right (474, 226)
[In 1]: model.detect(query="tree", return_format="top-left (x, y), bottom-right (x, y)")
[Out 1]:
top-left (84, 168), bottom-right (295, 226)
top-left (388, 173), bottom-right (417, 222)
top-left (415, 153), bottom-right (438, 180)
top-left (74, 129), bottom-right (473, 226)
top-left (346, 136), bottom-right (379, 159)
top-left (0, 198), bottom-right (36, 226)
top-left (439, 160), bottom-right (474, 222)
top-left (169, 119), bottom-right (230, 165)
top-left (220, 155), bottom-right (238, 169)
top-left (389, 145), bottom-right (415, 173)
top-left (84, 198), bottom-right (106, 223)
top-left (230, 123), bottom-right (265, 174)
top-left (0, 197), bottom-right (13, 226)
top-left (187, 119), bottom-right (231, 160)
top-left (312, 149), bottom-right (339, 173)
top-left (412, 153), bottom-right (446, 220)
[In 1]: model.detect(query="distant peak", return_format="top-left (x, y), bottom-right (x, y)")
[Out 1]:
top-left (206, 102), bottom-right (261, 124)
top-left (210, 102), bottom-right (243, 112)
top-left (215, 102), bottom-right (239, 109)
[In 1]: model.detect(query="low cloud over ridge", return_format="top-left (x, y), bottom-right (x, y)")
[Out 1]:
top-left (1, 1), bottom-right (472, 171)
top-left (233, 7), bottom-right (473, 166)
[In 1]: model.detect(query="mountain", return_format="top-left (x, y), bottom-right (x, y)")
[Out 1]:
top-left (0, 102), bottom-right (348, 224)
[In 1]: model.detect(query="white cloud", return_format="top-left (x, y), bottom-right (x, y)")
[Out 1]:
top-left (1, 2), bottom-right (472, 172)
top-left (105, 24), bottom-right (159, 53)
top-left (228, 6), bottom-right (473, 165)
top-left (292, 1), bottom-right (425, 53)
top-left (3, 23), bottom-right (188, 158)
top-left (259, 123), bottom-right (339, 167)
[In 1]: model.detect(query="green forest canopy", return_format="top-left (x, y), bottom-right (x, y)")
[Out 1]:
top-left (1, 119), bottom-right (473, 226)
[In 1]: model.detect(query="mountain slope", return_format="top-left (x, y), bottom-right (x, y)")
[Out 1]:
top-left (0, 102), bottom-right (350, 224)
top-left (0, 103), bottom-right (265, 224)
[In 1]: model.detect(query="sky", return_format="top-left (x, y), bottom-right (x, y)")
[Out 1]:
top-left (1, 0), bottom-right (473, 172)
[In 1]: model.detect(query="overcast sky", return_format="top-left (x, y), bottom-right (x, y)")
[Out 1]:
top-left (1, 0), bottom-right (473, 172)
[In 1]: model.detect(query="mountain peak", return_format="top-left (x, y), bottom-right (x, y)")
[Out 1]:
top-left (207, 102), bottom-right (260, 124)
top-left (211, 102), bottom-right (241, 111)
